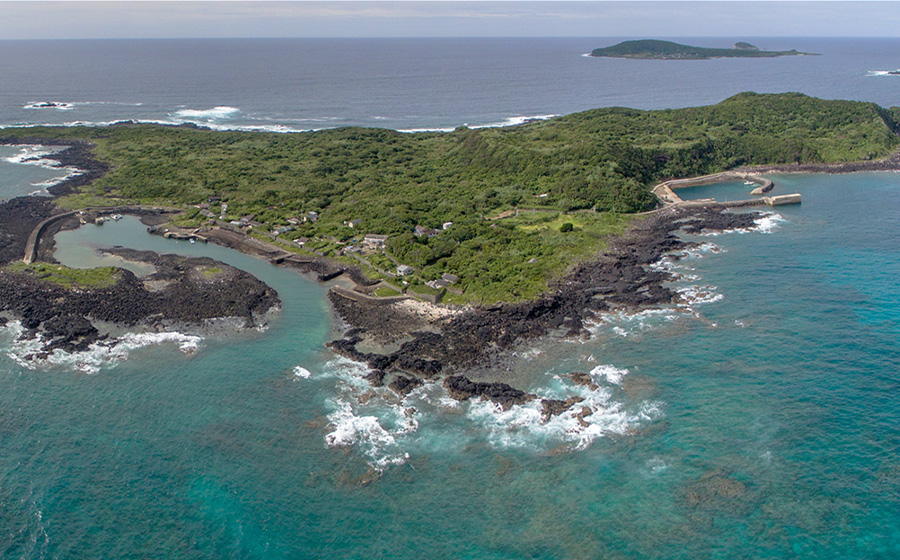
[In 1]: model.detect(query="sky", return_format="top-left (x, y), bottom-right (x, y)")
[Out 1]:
top-left (0, 1), bottom-right (898, 39)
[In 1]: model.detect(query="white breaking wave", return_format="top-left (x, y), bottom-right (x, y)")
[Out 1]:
top-left (469, 114), bottom-right (558, 129)
top-left (751, 212), bottom-right (786, 234)
top-left (171, 106), bottom-right (240, 120)
top-left (398, 114), bottom-right (557, 134)
top-left (588, 238), bottom-right (731, 338)
top-left (311, 354), bottom-right (664, 470)
top-left (23, 101), bottom-right (144, 110)
top-left (318, 356), bottom-right (417, 470)
top-left (1, 145), bottom-right (82, 192)
top-left (293, 366), bottom-right (312, 379)
top-left (588, 307), bottom-right (681, 338)
top-left (5, 111), bottom-right (555, 136)
top-left (23, 101), bottom-right (73, 111)
top-left (397, 125), bottom-right (459, 134)
top-left (325, 396), bottom-right (416, 470)
top-left (701, 212), bottom-right (786, 236)
top-left (3, 145), bottom-right (57, 166)
top-left (1, 119), bottom-right (324, 135)
top-left (467, 366), bottom-right (663, 451)
top-left (4, 321), bottom-right (201, 375)
top-left (676, 284), bottom-right (724, 307)
top-left (867, 70), bottom-right (900, 77)
top-left (590, 364), bottom-right (626, 385)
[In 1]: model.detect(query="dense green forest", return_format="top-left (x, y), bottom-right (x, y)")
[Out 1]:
top-left (589, 39), bottom-right (811, 59)
top-left (4, 92), bottom-right (899, 302)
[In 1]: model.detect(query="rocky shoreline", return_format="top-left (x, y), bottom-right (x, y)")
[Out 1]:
top-left (0, 136), bottom-right (110, 198)
top-left (326, 207), bottom-right (762, 410)
top-left (739, 148), bottom-right (900, 174)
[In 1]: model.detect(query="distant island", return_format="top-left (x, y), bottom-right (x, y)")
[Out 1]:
top-left (590, 40), bottom-right (814, 60)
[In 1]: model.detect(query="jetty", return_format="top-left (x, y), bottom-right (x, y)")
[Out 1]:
top-left (652, 171), bottom-right (800, 209)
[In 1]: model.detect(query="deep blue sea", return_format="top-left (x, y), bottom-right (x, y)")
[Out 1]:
top-left (1, 38), bottom-right (900, 558)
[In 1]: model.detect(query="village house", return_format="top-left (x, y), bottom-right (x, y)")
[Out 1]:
top-left (199, 209), bottom-right (216, 219)
top-left (274, 226), bottom-right (293, 236)
top-left (294, 237), bottom-right (309, 246)
top-left (345, 219), bottom-right (362, 228)
top-left (414, 225), bottom-right (438, 237)
top-left (397, 264), bottom-right (414, 276)
top-left (442, 221), bottom-right (453, 230)
top-left (363, 234), bottom-right (388, 249)
top-left (441, 273), bottom-right (459, 284)
top-left (306, 211), bottom-right (319, 223)
top-left (427, 279), bottom-right (449, 290)
top-left (287, 217), bottom-right (302, 227)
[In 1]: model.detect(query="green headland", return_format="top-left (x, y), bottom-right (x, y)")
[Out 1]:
top-left (3, 92), bottom-right (898, 303)
top-left (590, 40), bottom-right (814, 59)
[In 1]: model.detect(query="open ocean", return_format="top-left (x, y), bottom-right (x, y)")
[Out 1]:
top-left (1, 38), bottom-right (900, 558)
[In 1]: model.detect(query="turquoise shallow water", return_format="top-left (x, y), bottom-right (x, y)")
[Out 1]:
top-left (2, 172), bottom-right (900, 558)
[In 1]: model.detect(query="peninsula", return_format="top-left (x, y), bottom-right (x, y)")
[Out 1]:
top-left (590, 40), bottom-right (813, 59)
top-left (2, 92), bottom-right (899, 403)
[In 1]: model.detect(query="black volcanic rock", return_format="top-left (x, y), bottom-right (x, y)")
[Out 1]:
top-left (0, 249), bottom-right (279, 353)
top-left (443, 375), bottom-right (535, 410)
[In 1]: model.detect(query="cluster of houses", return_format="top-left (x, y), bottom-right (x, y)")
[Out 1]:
top-left (192, 198), bottom-right (463, 292)
top-left (426, 273), bottom-right (459, 291)
top-left (288, 211), bottom-right (319, 225)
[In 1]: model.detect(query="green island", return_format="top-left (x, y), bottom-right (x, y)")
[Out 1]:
top-left (4, 92), bottom-right (899, 303)
top-left (590, 40), bottom-right (814, 59)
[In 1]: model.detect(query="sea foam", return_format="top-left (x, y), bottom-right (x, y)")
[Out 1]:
top-left (700, 212), bottom-right (786, 236)
top-left (172, 106), bottom-right (240, 120)
top-left (4, 322), bottom-right (201, 374)
top-left (23, 101), bottom-right (73, 111)
top-left (466, 365), bottom-right (662, 451)
top-left (310, 351), bottom-right (665, 469)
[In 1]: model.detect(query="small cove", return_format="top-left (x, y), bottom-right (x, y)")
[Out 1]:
top-left (671, 178), bottom-right (769, 202)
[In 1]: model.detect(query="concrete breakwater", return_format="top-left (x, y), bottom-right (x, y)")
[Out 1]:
top-left (23, 206), bottom-right (175, 264)
top-left (652, 171), bottom-right (798, 209)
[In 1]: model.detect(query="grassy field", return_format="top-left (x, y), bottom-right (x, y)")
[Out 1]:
top-left (6, 262), bottom-right (121, 289)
